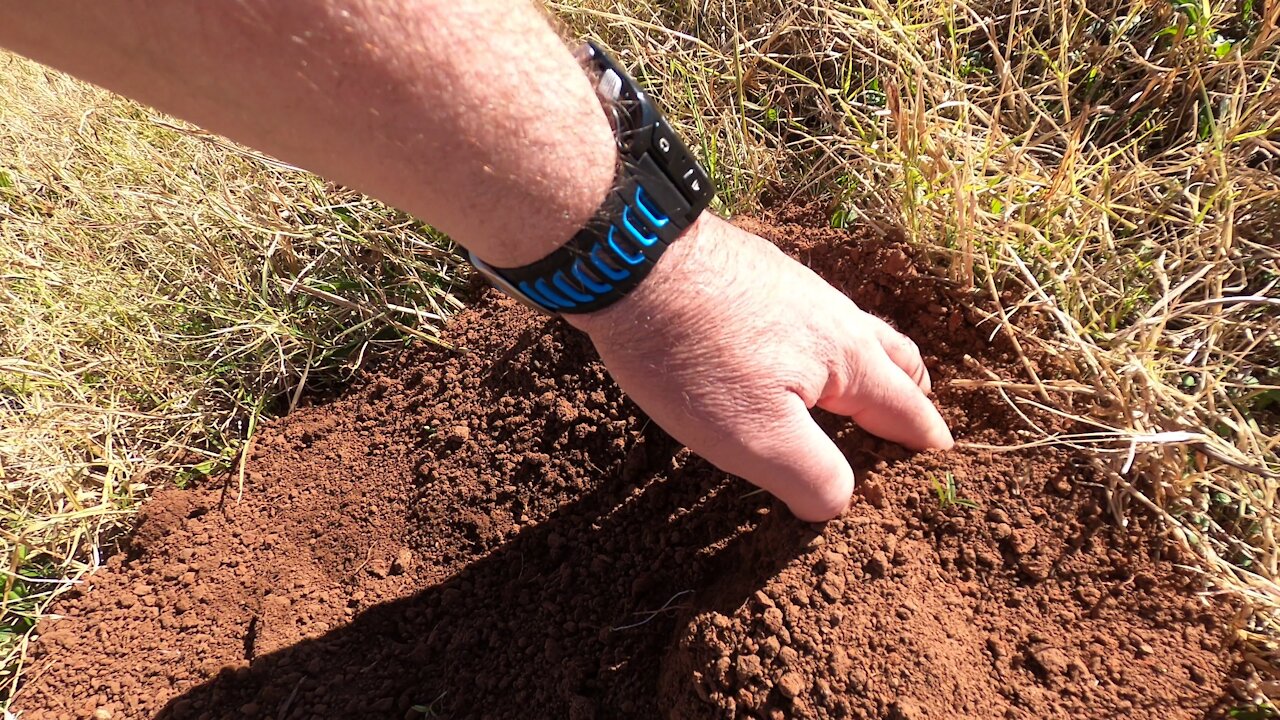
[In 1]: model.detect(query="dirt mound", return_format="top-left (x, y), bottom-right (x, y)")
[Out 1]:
top-left (14, 209), bottom-right (1240, 719)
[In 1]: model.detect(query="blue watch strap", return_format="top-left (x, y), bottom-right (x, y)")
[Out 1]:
top-left (467, 42), bottom-right (714, 315)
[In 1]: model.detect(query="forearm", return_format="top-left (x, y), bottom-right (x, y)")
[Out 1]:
top-left (0, 0), bottom-right (616, 266)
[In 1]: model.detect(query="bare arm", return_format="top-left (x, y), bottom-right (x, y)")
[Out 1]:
top-left (0, 1), bottom-right (953, 521)
top-left (0, 0), bottom-right (615, 266)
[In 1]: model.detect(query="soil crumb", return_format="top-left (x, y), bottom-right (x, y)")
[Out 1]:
top-left (15, 208), bottom-right (1240, 719)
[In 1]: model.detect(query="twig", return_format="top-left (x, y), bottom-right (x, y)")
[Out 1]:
top-left (612, 590), bottom-right (694, 631)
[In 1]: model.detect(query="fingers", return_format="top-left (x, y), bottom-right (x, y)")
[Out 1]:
top-left (818, 347), bottom-right (954, 451)
top-left (861, 314), bottom-right (931, 393)
top-left (693, 395), bottom-right (856, 522)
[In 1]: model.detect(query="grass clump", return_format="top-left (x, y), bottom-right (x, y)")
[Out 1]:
top-left (556, 0), bottom-right (1278, 702)
top-left (931, 472), bottom-right (980, 510)
top-left (0, 54), bottom-right (465, 698)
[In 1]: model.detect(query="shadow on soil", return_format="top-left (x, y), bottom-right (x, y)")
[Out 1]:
top-left (153, 319), bottom-right (819, 719)
top-left (157, 478), bottom-right (815, 719)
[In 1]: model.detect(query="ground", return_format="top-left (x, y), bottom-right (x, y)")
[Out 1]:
top-left (11, 211), bottom-right (1247, 719)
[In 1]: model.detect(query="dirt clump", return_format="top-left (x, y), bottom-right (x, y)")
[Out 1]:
top-left (14, 208), bottom-right (1240, 719)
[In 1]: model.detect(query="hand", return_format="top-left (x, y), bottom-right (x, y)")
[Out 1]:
top-left (567, 213), bottom-right (954, 521)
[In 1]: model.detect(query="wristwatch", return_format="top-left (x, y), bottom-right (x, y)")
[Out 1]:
top-left (467, 41), bottom-right (715, 315)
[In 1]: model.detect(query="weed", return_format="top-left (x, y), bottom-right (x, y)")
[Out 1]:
top-left (930, 472), bottom-right (980, 510)
top-left (409, 692), bottom-right (447, 717)
top-left (1230, 704), bottom-right (1280, 720)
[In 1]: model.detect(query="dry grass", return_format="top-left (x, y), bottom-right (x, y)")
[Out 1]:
top-left (0, 55), bottom-right (466, 698)
top-left (553, 0), bottom-right (1280, 706)
top-left (0, 0), bottom-right (1277, 710)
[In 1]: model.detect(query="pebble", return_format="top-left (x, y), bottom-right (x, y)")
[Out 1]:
top-left (1018, 558), bottom-right (1051, 581)
top-left (865, 552), bottom-right (889, 579)
top-left (987, 636), bottom-right (1006, 660)
top-left (734, 654), bottom-right (764, 683)
top-left (759, 636), bottom-right (781, 659)
top-left (889, 698), bottom-right (924, 720)
top-left (713, 656), bottom-right (732, 685)
top-left (367, 559), bottom-right (390, 579)
top-left (777, 671), bottom-right (806, 699)
top-left (860, 480), bottom-right (886, 509)
top-left (1010, 529), bottom-right (1038, 555)
top-left (762, 607), bottom-right (785, 634)
top-left (391, 548), bottom-right (414, 575)
top-left (1026, 645), bottom-right (1070, 678)
top-left (819, 574), bottom-right (845, 602)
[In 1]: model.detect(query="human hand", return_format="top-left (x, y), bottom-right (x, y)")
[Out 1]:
top-left (566, 213), bottom-right (954, 521)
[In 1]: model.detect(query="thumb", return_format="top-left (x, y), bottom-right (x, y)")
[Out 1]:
top-left (694, 394), bottom-right (855, 522)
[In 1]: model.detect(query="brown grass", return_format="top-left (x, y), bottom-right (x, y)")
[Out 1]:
top-left (0, 54), bottom-right (465, 697)
top-left (554, 0), bottom-right (1278, 705)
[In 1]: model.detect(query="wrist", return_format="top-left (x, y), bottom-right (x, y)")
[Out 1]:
top-left (563, 210), bottom-right (723, 337)
top-left (466, 42), bottom-right (715, 315)
top-left (461, 107), bottom-right (618, 267)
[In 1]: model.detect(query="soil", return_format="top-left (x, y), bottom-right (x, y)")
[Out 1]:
top-left (15, 206), bottom-right (1242, 720)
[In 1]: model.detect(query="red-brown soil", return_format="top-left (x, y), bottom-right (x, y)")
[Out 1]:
top-left (15, 208), bottom-right (1241, 719)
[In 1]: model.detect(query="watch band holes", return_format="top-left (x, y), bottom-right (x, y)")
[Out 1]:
top-left (573, 260), bottom-right (612, 294)
top-left (518, 280), bottom-right (560, 310)
top-left (534, 277), bottom-right (574, 308)
top-left (621, 207), bottom-right (659, 248)
top-left (607, 226), bottom-right (647, 265)
top-left (634, 187), bottom-right (670, 229)
top-left (552, 271), bottom-right (593, 303)
top-left (590, 243), bottom-right (631, 281)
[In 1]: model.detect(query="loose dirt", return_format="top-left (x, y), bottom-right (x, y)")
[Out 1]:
top-left (15, 207), bottom-right (1242, 719)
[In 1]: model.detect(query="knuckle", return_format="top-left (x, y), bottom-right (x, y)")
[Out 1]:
top-left (805, 480), bottom-right (854, 520)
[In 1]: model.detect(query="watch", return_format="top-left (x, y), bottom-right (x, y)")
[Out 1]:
top-left (467, 41), bottom-right (715, 315)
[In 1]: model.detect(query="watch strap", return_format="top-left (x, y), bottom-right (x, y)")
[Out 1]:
top-left (469, 42), bottom-right (714, 315)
